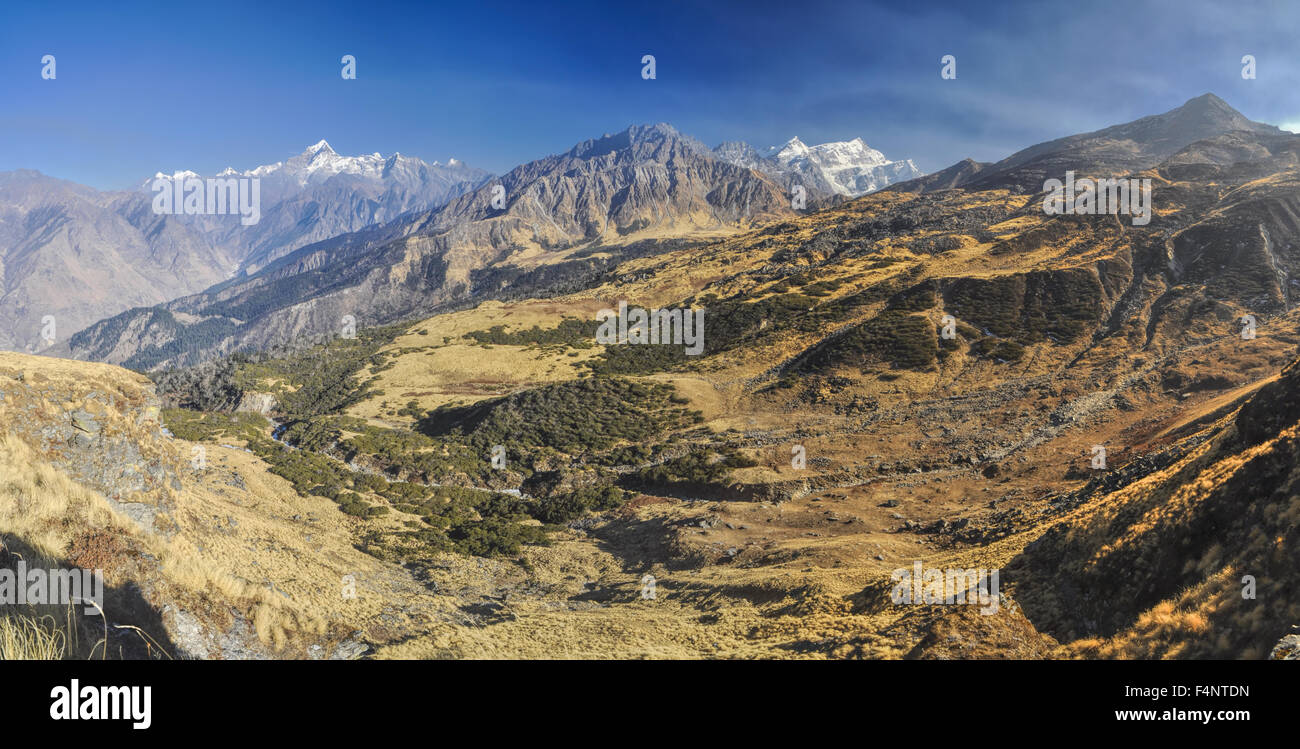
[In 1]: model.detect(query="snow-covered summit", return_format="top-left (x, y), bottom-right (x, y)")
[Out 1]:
top-left (716, 136), bottom-right (923, 197)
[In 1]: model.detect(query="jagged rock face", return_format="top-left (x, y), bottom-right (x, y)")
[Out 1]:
top-left (236, 392), bottom-right (278, 416)
top-left (0, 357), bottom-right (179, 533)
top-left (712, 141), bottom-right (766, 170)
top-left (425, 123), bottom-right (796, 239)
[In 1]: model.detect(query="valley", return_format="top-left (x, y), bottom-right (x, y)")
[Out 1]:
top-left (4, 94), bottom-right (1300, 660)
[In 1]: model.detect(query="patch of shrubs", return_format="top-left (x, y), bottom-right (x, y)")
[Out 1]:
top-left (632, 446), bottom-right (757, 487)
top-left (247, 437), bottom-right (354, 499)
top-left (970, 337), bottom-right (1026, 363)
top-left (340, 422), bottom-right (485, 483)
top-left (162, 409), bottom-right (269, 443)
top-left (793, 310), bottom-right (938, 373)
top-left (239, 323), bottom-right (406, 418)
top-left (448, 518), bottom-right (551, 557)
top-left (463, 318), bottom-right (597, 347)
top-left (946, 269), bottom-right (1102, 345)
top-left (802, 279), bottom-right (846, 297)
top-left (532, 485), bottom-right (626, 524)
top-left (885, 280), bottom-right (941, 313)
top-left (420, 378), bottom-right (701, 453)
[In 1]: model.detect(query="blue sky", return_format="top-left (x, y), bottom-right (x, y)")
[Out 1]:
top-left (1, 0), bottom-right (1297, 189)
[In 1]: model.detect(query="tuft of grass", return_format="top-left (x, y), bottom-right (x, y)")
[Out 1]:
top-left (0, 612), bottom-right (70, 660)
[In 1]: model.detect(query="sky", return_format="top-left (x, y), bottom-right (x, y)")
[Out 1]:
top-left (1, 0), bottom-right (1298, 190)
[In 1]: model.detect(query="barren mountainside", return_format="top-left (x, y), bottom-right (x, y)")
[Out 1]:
top-left (0, 170), bottom-right (239, 353)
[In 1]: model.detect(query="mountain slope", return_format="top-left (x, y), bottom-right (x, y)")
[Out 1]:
top-left (1007, 353), bottom-right (1300, 658)
top-left (277, 91), bottom-right (1299, 659)
top-left (0, 171), bottom-right (238, 352)
top-left (895, 93), bottom-right (1284, 193)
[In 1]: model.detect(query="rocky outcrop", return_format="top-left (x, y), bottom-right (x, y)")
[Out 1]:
top-left (0, 357), bottom-right (179, 536)
top-left (236, 391), bottom-right (278, 416)
top-left (0, 353), bottom-right (334, 659)
top-left (1269, 626), bottom-right (1300, 660)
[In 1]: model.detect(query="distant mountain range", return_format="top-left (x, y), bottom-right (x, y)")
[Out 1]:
top-left (2, 128), bottom-right (919, 362)
top-left (0, 143), bottom-right (489, 353)
top-left (60, 96), bottom-right (1300, 370)
top-left (144, 140), bottom-right (492, 274)
top-left (0, 170), bottom-right (238, 353)
top-left (64, 123), bottom-right (845, 368)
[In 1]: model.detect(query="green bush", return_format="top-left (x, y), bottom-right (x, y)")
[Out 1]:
top-left (633, 447), bottom-right (756, 486)
top-left (421, 378), bottom-right (700, 453)
top-left (532, 485), bottom-right (626, 524)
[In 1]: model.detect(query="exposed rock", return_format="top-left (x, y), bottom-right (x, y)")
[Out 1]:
top-left (235, 392), bottom-right (278, 416)
top-left (1268, 626), bottom-right (1300, 660)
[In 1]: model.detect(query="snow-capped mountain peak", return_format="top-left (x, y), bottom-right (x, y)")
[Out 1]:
top-left (151, 169), bottom-right (200, 182)
top-left (133, 140), bottom-right (492, 273)
top-left (147, 142), bottom-right (489, 191)
top-left (773, 136), bottom-right (809, 160)
top-left (178, 141), bottom-right (417, 188)
top-left (776, 137), bottom-right (888, 169)
top-left (720, 135), bottom-right (922, 197)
